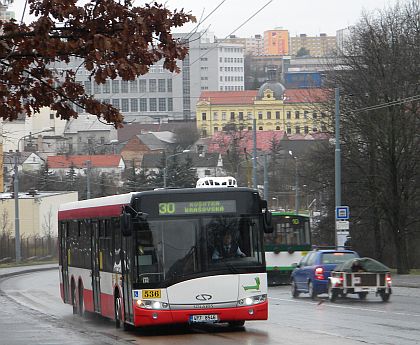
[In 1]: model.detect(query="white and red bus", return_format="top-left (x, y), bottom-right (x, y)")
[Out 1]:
top-left (58, 187), bottom-right (273, 329)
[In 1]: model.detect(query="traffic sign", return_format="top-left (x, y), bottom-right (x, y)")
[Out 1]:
top-left (336, 220), bottom-right (349, 230)
top-left (336, 206), bottom-right (349, 220)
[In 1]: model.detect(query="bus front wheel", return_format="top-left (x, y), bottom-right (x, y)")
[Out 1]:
top-left (115, 296), bottom-right (123, 329)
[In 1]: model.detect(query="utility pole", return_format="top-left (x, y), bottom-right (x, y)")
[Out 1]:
top-left (13, 152), bottom-right (21, 263)
top-left (86, 160), bottom-right (91, 199)
top-left (252, 118), bottom-right (257, 189)
top-left (263, 153), bottom-right (268, 201)
top-left (335, 87), bottom-right (341, 248)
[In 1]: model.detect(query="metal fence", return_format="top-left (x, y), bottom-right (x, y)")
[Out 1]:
top-left (0, 235), bottom-right (58, 263)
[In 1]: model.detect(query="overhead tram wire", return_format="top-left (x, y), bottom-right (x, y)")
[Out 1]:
top-left (350, 94), bottom-right (420, 113)
top-left (189, 0), bottom-right (273, 68)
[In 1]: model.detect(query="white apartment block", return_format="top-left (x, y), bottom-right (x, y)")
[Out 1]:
top-left (51, 32), bottom-right (244, 124)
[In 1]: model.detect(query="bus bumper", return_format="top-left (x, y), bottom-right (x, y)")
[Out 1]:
top-left (133, 300), bottom-right (268, 326)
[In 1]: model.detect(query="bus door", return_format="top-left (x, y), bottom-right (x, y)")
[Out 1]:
top-left (60, 222), bottom-right (70, 303)
top-left (91, 220), bottom-right (101, 312)
top-left (122, 235), bottom-right (134, 323)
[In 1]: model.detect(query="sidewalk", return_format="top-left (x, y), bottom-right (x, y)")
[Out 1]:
top-left (0, 263), bottom-right (58, 279)
top-left (392, 274), bottom-right (420, 288)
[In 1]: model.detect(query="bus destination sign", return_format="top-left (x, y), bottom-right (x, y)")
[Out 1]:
top-left (159, 200), bottom-right (236, 215)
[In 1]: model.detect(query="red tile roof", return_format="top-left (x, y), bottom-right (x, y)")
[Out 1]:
top-left (48, 155), bottom-right (122, 169)
top-left (198, 88), bottom-right (331, 105)
top-left (199, 91), bottom-right (258, 105)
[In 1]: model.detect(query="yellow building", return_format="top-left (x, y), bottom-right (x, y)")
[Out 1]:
top-left (264, 29), bottom-right (289, 55)
top-left (196, 81), bottom-right (330, 137)
top-left (289, 33), bottom-right (336, 57)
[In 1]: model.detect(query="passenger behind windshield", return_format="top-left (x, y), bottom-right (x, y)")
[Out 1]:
top-left (212, 232), bottom-right (246, 260)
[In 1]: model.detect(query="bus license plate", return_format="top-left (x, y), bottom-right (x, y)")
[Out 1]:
top-left (190, 314), bottom-right (219, 323)
top-left (142, 290), bottom-right (161, 299)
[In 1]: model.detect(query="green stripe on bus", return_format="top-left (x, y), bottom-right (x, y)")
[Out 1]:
top-left (266, 266), bottom-right (294, 271)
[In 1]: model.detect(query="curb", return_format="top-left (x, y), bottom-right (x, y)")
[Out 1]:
top-left (0, 265), bottom-right (58, 280)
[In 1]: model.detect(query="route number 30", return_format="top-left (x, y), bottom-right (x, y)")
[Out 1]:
top-left (159, 202), bottom-right (175, 214)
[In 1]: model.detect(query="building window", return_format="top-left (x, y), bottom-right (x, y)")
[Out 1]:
top-left (295, 111), bottom-right (300, 119)
top-left (202, 129), bottom-right (207, 137)
top-left (121, 80), bottom-right (128, 93)
top-left (130, 98), bottom-right (138, 112)
top-left (167, 79), bottom-right (172, 92)
top-left (149, 98), bottom-right (157, 111)
top-left (304, 126), bottom-right (309, 134)
top-left (213, 112), bottom-right (218, 121)
top-left (205, 169), bottom-right (211, 176)
top-left (158, 79), bottom-right (166, 92)
top-left (112, 80), bottom-right (120, 93)
top-left (121, 99), bottom-right (129, 112)
top-left (248, 126), bottom-right (252, 131)
top-left (276, 126), bottom-right (280, 130)
top-left (50, 113), bottom-right (54, 119)
top-left (287, 127), bottom-right (291, 134)
top-left (94, 83), bottom-right (101, 94)
top-left (304, 110), bottom-right (309, 119)
top-left (295, 126), bottom-right (300, 134)
top-left (312, 127), bottom-right (318, 132)
top-left (313, 112), bottom-right (318, 119)
top-left (129, 80), bottom-right (138, 93)
top-left (258, 112), bottom-right (263, 120)
top-left (286, 111), bottom-right (291, 119)
top-left (139, 79), bottom-right (147, 93)
top-left (167, 98), bottom-right (173, 111)
top-left (222, 112), bottom-right (226, 121)
top-left (112, 98), bottom-right (120, 109)
top-left (202, 113), bottom-right (207, 121)
top-left (84, 81), bottom-right (92, 94)
top-left (139, 98), bottom-right (147, 111)
top-left (158, 98), bottom-right (166, 111)
top-left (276, 111), bottom-right (280, 119)
top-left (103, 80), bottom-right (110, 93)
top-left (267, 111), bottom-right (271, 119)
top-left (230, 112), bottom-right (235, 120)
top-left (214, 127), bottom-right (218, 132)
top-left (149, 79), bottom-right (157, 92)
top-left (238, 112), bottom-right (243, 120)
top-left (247, 112), bottom-right (253, 120)
top-left (259, 126), bottom-right (263, 130)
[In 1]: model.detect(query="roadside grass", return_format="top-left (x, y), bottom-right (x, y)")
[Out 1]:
top-left (390, 268), bottom-right (420, 275)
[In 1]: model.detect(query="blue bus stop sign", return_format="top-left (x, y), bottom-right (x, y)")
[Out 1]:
top-left (336, 206), bottom-right (349, 220)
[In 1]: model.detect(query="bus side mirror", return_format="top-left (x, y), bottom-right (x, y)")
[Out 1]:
top-left (263, 210), bottom-right (273, 233)
top-left (120, 212), bottom-right (132, 237)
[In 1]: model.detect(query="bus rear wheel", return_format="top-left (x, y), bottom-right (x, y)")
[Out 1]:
top-left (71, 282), bottom-right (77, 315)
top-left (78, 285), bottom-right (84, 316)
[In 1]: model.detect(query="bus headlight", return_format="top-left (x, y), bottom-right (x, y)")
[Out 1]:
top-left (136, 299), bottom-right (169, 310)
top-left (237, 294), bottom-right (267, 306)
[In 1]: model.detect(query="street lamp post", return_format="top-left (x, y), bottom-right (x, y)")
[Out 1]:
top-left (163, 150), bottom-right (190, 188)
top-left (289, 150), bottom-right (299, 214)
top-left (14, 128), bottom-right (53, 263)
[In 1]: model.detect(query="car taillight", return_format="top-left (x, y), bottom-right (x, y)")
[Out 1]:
top-left (315, 267), bottom-right (324, 280)
top-left (386, 273), bottom-right (392, 286)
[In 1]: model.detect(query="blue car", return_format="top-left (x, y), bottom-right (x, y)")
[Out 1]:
top-left (290, 249), bottom-right (359, 299)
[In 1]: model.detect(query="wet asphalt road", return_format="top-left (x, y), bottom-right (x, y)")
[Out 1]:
top-left (1, 269), bottom-right (420, 345)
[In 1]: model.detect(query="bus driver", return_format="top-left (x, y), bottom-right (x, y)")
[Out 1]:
top-left (212, 233), bottom-right (246, 260)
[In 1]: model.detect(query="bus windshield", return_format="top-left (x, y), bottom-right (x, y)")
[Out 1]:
top-left (134, 215), bottom-right (264, 285)
top-left (265, 215), bottom-right (310, 247)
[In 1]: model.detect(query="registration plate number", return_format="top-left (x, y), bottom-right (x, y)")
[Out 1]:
top-left (142, 289), bottom-right (161, 299)
top-left (190, 314), bottom-right (219, 323)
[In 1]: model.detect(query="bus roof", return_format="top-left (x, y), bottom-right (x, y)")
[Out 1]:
top-left (58, 187), bottom-right (259, 220)
top-left (271, 211), bottom-right (310, 218)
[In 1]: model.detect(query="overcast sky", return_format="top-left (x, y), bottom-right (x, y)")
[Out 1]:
top-left (10, 0), bottom-right (401, 37)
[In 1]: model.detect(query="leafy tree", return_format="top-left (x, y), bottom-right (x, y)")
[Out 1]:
top-left (296, 47), bottom-right (310, 57)
top-left (174, 125), bottom-right (199, 150)
top-left (0, 0), bottom-right (195, 126)
top-left (320, 0), bottom-right (420, 273)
